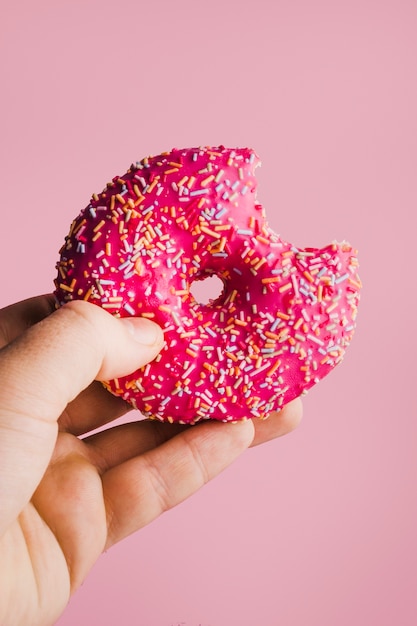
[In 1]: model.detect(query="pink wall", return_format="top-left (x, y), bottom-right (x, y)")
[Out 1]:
top-left (1, 0), bottom-right (416, 624)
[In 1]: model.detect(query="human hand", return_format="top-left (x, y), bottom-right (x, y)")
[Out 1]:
top-left (0, 295), bottom-right (302, 626)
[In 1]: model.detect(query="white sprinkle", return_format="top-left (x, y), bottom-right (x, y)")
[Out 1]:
top-left (123, 303), bottom-right (135, 315)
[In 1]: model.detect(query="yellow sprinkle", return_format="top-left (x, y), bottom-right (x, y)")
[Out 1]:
top-left (326, 302), bottom-right (339, 314)
top-left (253, 258), bottom-right (267, 271)
top-left (278, 282), bottom-right (292, 293)
top-left (59, 283), bottom-right (74, 293)
top-left (187, 176), bottom-right (196, 189)
top-left (348, 277), bottom-right (362, 289)
top-left (92, 231), bottom-right (102, 242)
top-left (177, 176), bottom-right (188, 187)
top-left (134, 258), bottom-right (143, 275)
top-left (201, 174), bottom-right (215, 187)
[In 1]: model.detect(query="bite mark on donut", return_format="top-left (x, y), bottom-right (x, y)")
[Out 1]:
top-left (55, 146), bottom-right (361, 424)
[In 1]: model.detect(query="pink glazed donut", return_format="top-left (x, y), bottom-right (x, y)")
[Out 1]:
top-left (55, 146), bottom-right (361, 424)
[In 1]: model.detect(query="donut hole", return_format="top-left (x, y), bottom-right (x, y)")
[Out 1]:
top-left (190, 273), bottom-right (225, 305)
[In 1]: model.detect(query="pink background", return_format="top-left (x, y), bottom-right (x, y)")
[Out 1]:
top-left (1, 0), bottom-right (416, 624)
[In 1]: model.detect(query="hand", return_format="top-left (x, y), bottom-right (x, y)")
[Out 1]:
top-left (0, 295), bottom-right (302, 626)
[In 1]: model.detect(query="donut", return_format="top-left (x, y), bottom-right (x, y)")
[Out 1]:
top-left (55, 146), bottom-right (361, 424)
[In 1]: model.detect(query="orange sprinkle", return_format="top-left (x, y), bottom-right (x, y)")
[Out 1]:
top-left (146, 178), bottom-right (159, 193)
top-left (317, 284), bottom-right (323, 301)
top-left (277, 311), bottom-right (291, 320)
top-left (262, 276), bottom-right (280, 284)
top-left (200, 225), bottom-right (219, 238)
top-left (265, 331), bottom-right (281, 340)
top-left (294, 317), bottom-right (303, 330)
top-left (203, 362), bottom-right (218, 374)
top-left (266, 360), bottom-right (281, 377)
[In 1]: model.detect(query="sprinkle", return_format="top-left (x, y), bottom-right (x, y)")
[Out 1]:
top-left (201, 174), bottom-right (215, 187)
top-left (260, 276), bottom-right (279, 285)
top-left (335, 272), bottom-right (349, 284)
top-left (190, 188), bottom-right (210, 197)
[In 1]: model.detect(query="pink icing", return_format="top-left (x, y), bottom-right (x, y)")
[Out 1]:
top-left (55, 146), bottom-right (361, 423)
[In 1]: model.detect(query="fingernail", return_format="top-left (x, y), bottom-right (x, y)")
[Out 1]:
top-left (122, 317), bottom-right (163, 346)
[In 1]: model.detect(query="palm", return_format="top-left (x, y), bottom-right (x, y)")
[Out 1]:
top-left (0, 296), bottom-right (302, 626)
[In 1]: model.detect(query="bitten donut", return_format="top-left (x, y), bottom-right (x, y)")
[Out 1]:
top-left (55, 146), bottom-right (361, 424)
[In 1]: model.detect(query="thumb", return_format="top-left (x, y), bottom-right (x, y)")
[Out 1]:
top-left (0, 300), bottom-right (163, 536)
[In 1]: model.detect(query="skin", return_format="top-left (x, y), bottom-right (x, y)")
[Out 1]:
top-left (0, 295), bottom-right (302, 626)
